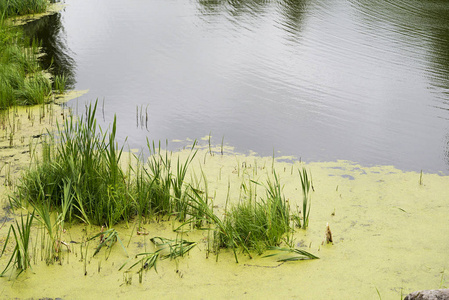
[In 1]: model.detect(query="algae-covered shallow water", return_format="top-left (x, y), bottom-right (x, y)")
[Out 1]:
top-left (1, 117), bottom-right (448, 298)
top-left (2, 0), bottom-right (449, 297)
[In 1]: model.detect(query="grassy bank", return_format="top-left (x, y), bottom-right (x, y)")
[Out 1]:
top-left (0, 0), bottom-right (65, 110)
top-left (0, 0), bottom-right (47, 19)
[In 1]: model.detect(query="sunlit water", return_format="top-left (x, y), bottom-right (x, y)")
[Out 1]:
top-left (24, 0), bottom-right (449, 173)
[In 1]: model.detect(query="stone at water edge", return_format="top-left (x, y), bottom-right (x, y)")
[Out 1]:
top-left (404, 289), bottom-right (449, 300)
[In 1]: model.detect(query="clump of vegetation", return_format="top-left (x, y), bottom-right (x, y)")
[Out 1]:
top-left (0, 24), bottom-right (52, 108)
top-left (53, 74), bottom-right (66, 94)
top-left (15, 102), bottom-right (133, 226)
top-left (0, 0), bottom-right (47, 19)
top-left (0, 0), bottom-right (67, 109)
top-left (186, 171), bottom-right (316, 263)
top-left (0, 211), bottom-right (35, 277)
top-left (10, 100), bottom-right (317, 272)
top-left (0, 25), bottom-right (53, 108)
top-left (221, 172), bottom-right (291, 254)
top-left (14, 101), bottom-right (198, 227)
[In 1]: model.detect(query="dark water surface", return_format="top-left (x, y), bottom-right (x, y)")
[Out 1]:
top-left (24, 0), bottom-right (449, 173)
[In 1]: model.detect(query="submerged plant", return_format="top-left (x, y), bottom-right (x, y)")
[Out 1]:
top-left (119, 236), bottom-right (195, 283)
top-left (88, 228), bottom-right (128, 259)
top-left (150, 236), bottom-right (196, 260)
top-left (263, 246), bottom-right (319, 261)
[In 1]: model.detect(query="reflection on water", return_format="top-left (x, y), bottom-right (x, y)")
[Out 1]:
top-left (22, 12), bottom-right (76, 89)
top-left (25, 0), bottom-right (449, 173)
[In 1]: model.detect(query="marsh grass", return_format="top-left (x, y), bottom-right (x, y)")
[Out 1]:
top-left (0, 211), bottom-right (35, 277)
top-left (16, 101), bottom-right (133, 226)
top-left (299, 167), bottom-right (312, 229)
top-left (0, 22), bottom-right (52, 108)
top-left (132, 140), bottom-right (197, 223)
top-left (10, 99), bottom-right (318, 270)
top-left (0, 0), bottom-right (47, 18)
top-left (53, 74), bottom-right (66, 94)
top-left (144, 141), bottom-right (173, 217)
top-left (184, 168), bottom-right (309, 262)
top-left (222, 172), bottom-right (291, 255)
top-left (26, 181), bottom-right (73, 264)
top-left (186, 187), bottom-right (249, 263)
top-left (171, 144), bottom-right (197, 221)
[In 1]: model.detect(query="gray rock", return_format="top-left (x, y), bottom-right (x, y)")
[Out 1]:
top-left (404, 289), bottom-right (449, 300)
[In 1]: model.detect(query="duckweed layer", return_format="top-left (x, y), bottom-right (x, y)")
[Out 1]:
top-left (1, 132), bottom-right (448, 298)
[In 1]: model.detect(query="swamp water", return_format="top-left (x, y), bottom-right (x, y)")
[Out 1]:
top-left (0, 105), bottom-right (448, 298)
top-left (1, 0), bottom-right (449, 298)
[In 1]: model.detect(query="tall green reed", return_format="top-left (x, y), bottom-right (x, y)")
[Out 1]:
top-left (0, 211), bottom-right (35, 277)
top-left (53, 74), bottom-right (66, 94)
top-left (222, 172), bottom-right (290, 255)
top-left (298, 167), bottom-right (312, 229)
top-left (16, 101), bottom-right (132, 226)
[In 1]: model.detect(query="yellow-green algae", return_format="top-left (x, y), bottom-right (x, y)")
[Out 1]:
top-left (5, 2), bottom-right (66, 26)
top-left (1, 120), bottom-right (448, 298)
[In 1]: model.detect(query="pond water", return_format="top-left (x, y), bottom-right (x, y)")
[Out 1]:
top-left (23, 0), bottom-right (449, 173)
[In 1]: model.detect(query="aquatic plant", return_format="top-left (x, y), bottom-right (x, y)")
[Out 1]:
top-left (21, 72), bottom-right (52, 104)
top-left (0, 23), bottom-right (52, 108)
top-left (16, 101), bottom-right (133, 226)
top-left (53, 74), bottom-right (66, 94)
top-left (0, 211), bottom-right (35, 277)
top-left (88, 228), bottom-right (128, 259)
top-left (222, 172), bottom-right (291, 254)
top-left (131, 159), bottom-right (156, 226)
top-left (119, 236), bottom-right (195, 283)
top-left (298, 167), bottom-right (312, 229)
top-left (150, 236), bottom-right (196, 260)
top-left (0, 0), bottom-right (48, 19)
top-left (171, 144), bottom-right (197, 221)
top-left (264, 246), bottom-right (319, 261)
top-left (25, 181), bottom-right (73, 264)
top-left (143, 140), bottom-right (173, 216)
top-left (186, 186), bottom-right (250, 263)
top-left (130, 139), bottom-right (197, 224)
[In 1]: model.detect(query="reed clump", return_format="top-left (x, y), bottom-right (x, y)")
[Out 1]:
top-left (221, 172), bottom-right (291, 254)
top-left (15, 102), bottom-right (199, 228)
top-left (0, 211), bottom-right (35, 277)
top-left (15, 102), bottom-right (134, 226)
top-left (0, 23), bottom-right (52, 108)
top-left (53, 74), bottom-right (66, 94)
top-left (186, 171), bottom-right (314, 262)
top-left (0, 0), bottom-right (48, 19)
top-left (0, 2), bottom-right (68, 109)
top-left (11, 101), bottom-right (317, 269)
